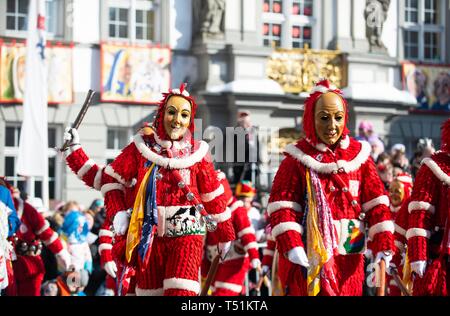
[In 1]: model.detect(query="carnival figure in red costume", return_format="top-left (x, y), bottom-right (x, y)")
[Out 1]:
top-left (201, 173), bottom-right (261, 296)
top-left (268, 79), bottom-right (394, 296)
top-left (9, 190), bottom-right (71, 296)
top-left (407, 118), bottom-right (450, 296)
top-left (387, 173), bottom-right (413, 295)
top-left (100, 84), bottom-right (234, 296)
top-left (62, 126), bottom-right (148, 295)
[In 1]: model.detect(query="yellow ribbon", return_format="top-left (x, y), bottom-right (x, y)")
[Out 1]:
top-left (402, 248), bottom-right (413, 295)
top-left (305, 169), bottom-right (329, 296)
top-left (125, 163), bottom-right (155, 263)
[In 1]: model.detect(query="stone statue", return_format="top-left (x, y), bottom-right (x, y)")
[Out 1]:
top-left (193, 0), bottom-right (225, 38)
top-left (364, 0), bottom-right (391, 52)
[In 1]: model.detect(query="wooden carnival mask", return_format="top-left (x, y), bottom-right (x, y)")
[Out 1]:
top-left (163, 95), bottom-right (192, 140)
top-left (314, 92), bottom-right (346, 145)
top-left (388, 179), bottom-right (405, 207)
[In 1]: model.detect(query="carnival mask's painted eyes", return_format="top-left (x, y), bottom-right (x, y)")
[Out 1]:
top-left (163, 95), bottom-right (192, 140)
top-left (314, 92), bottom-right (346, 145)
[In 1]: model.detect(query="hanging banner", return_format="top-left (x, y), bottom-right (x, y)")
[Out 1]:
top-left (0, 42), bottom-right (73, 104)
top-left (402, 62), bottom-right (450, 112)
top-left (100, 43), bottom-right (171, 104)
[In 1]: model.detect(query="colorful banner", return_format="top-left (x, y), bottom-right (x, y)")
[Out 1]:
top-left (402, 62), bottom-right (450, 112)
top-left (0, 43), bottom-right (73, 104)
top-left (101, 43), bottom-right (171, 104)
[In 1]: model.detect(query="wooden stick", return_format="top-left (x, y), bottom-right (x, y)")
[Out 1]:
top-left (377, 259), bottom-right (386, 296)
top-left (200, 254), bottom-right (220, 296)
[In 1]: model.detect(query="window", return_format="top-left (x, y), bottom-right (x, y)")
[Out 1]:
top-left (45, 0), bottom-right (64, 37)
top-left (4, 125), bottom-right (60, 200)
top-left (262, 0), bottom-right (316, 48)
top-left (6, 0), bottom-right (29, 31)
top-left (107, 0), bottom-right (157, 42)
top-left (402, 0), bottom-right (445, 62)
top-left (106, 127), bottom-right (131, 165)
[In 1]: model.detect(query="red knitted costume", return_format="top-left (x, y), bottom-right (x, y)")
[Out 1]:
top-left (268, 80), bottom-right (394, 296)
top-left (201, 172), bottom-right (260, 296)
top-left (12, 198), bottom-right (66, 296)
top-left (101, 86), bottom-right (234, 296)
top-left (407, 118), bottom-right (450, 296)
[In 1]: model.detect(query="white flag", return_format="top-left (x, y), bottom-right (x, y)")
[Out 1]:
top-left (17, 0), bottom-right (48, 177)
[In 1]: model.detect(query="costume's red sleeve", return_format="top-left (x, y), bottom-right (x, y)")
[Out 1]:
top-left (360, 158), bottom-right (394, 256)
top-left (233, 207), bottom-right (259, 261)
top-left (64, 145), bottom-right (103, 190)
top-left (101, 143), bottom-right (139, 223)
top-left (407, 165), bottom-right (438, 262)
top-left (393, 200), bottom-right (409, 267)
top-left (196, 156), bottom-right (235, 243)
top-left (262, 233), bottom-right (276, 267)
top-left (98, 218), bottom-right (114, 266)
top-left (268, 155), bottom-right (305, 256)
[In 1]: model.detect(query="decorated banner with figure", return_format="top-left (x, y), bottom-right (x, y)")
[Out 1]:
top-left (0, 42), bottom-right (73, 104)
top-left (402, 62), bottom-right (450, 112)
top-left (100, 43), bottom-right (171, 104)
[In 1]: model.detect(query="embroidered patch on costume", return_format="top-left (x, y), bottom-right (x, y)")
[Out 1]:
top-left (334, 218), bottom-right (366, 255)
top-left (349, 180), bottom-right (360, 197)
top-left (164, 206), bottom-right (205, 237)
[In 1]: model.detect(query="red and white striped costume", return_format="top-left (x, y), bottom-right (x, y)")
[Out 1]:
top-left (261, 231), bottom-right (276, 271)
top-left (64, 145), bottom-right (136, 295)
top-left (12, 197), bottom-right (67, 296)
top-left (269, 135), bottom-right (394, 296)
top-left (407, 148), bottom-right (450, 295)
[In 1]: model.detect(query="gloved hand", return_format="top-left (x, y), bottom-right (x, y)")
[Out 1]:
top-left (261, 265), bottom-right (270, 275)
top-left (113, 210), bottom-right (130, 236)
top-left (217, 241), bottom-right (231, 261)
top-left (63, 127), bottom-right (80, 146)
top-left (410, 260), bottom-right (427, 278)
top-left (104, 261), bottom-right (118, 278)
top-left (287, 246), bottom-right (309, 267)
top-left (374, 251), bottom-right (393, 271)
top-left (56, 248), bottom-right (72, 271)
top-left (251, 258), bottom-right (261, 270)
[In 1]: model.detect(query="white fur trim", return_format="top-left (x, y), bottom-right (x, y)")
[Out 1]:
top-left (216, 171), bottom-right (226, 180)
top-left (93, 167), bottom-right (104, 191)
top-left (214, 281), bottom-right (242, 293)
top-left (394, 224), bottom-right (406, 237)
top-left (391, 206), bottom-right (401, 213)
top-left (64, 144), bottom-right (81, 158)
top-left (263, 249), bottom-right (275, 256)
top-left (35, 220), bottom-right (50, 235)
top-left (406, 228), bottom-right (431, 239)
top-left (104, 165), bottom-right (134, 187)
top-left (100, 183), bottom-right (125, 196)
top-left (43, 232), bottom-right (59, 246)
top-left (423, 158), bottom-right (450, 185)
top-left (135, 287), bottom-right (164, 296)
top-left (98, 244), bottom-right (113, 253)
top-left (267, 201), bottom-right (302, 216)
top-left (244, 241), bottom-right (259, 251)
top-left (210, 207), bottom-right (232, 223)
top-left (340, 135), bottom-right (350, 149)
top-left (272, 222), bottom-right (304, 238)
top-left (408, 201), bottom-right (435, 215)
top-left (310, 84), bottom-right (337, 94)
top-left (237, 226), bottom-right (256, 238)
top-left (77, 159), bottom-right (95, 179)
top-left (368, 220), bottom-right (395, 240)
top-left (396, 175), bottom-right (413, 184)
top-left (229, 200), bottom-right (244, 212)
top-left (200, 184), bottom-right (224, 203)
top-left (394, 240), bottom-right (405, 252)
top-left (163, 278), bottom-right (200, 294)
top-left (315, 143), bottom-right (328, 152)
top-left (362, 195), bottom-right (389, 212)
top-left (284, 140), bottom-right (371, 174)
top-left (99, 229), bottom-right (113, 238)
top-left (133, 134), bottom-right (209, 169)
top-left (153, 132), bottom-right (172, 149)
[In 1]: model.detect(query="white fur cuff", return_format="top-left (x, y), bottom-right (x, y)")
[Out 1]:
top-left (408, 201), bottom-right (435, 215)
top-left (210, 207), bottom-right (232, 223)
top-left (201, 184), bottom-right (224, 203)
top-left (368, 220), bottom-right (394, 240)
top-left (272, 222), bottom-right (303, 239)
top-left (362, 195), bottom-right (389, 212)
top-left (267, 201), bottom-right (302, 216)
top-left (237, 226), bottom-right (256, 238)
top-left (163, 278), bottom-right (200, 294)
top-left (406, 228), bottom-right (431, 239)
top-left (101, 183), bottom-right (125, 196)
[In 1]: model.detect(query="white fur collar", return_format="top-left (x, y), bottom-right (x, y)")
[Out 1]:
top-left (133, 134), bottom-right (209, 169)
top-left (284, 140), bottom-right (371, 174)
top-left (153, 132), bottom-right (191, 150)
top-left (422, 157), bottom-right (450, 185)
top-left (307, 135), bottom-right (350, 152)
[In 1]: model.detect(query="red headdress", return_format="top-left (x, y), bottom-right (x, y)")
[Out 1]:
top-left (235, 180), bottom-right (256, 198)
top-left (153, 83), bottom-right (198, 143)
top-left (302, 79), bottom-right (350, 146)
top-left (393, 172), bottom-right (413, 201)
top-left (441, 118), bottom-right (450, 153)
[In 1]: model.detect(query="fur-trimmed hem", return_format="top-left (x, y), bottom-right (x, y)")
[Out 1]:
top-left (163, 278), bottom-right (200, 294)
top-left (214, 281), bottom-right (242, 293)
top-left (133, 134), bottom-right (209, 169)
top-left (284, 140), bottom-right (371, 174)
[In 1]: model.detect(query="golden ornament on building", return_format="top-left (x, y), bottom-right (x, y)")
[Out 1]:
top-left (267, 46), bottom-right (347, 93)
